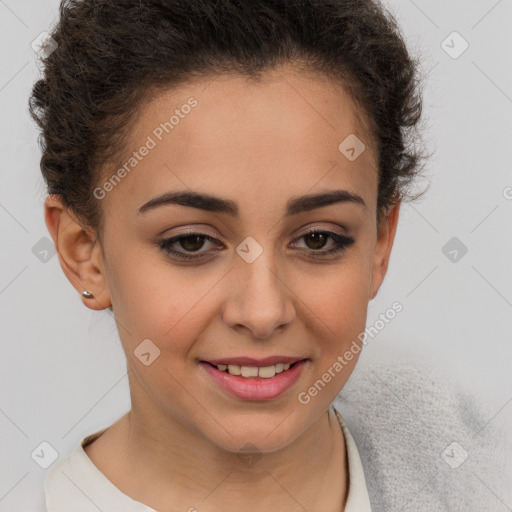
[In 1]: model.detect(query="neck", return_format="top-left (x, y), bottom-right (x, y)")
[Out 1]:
top-left (86, 397), bottom-right (348, 512)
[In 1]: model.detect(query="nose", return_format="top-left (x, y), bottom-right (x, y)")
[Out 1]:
top-left (222, 250), bottom-right (296, 340)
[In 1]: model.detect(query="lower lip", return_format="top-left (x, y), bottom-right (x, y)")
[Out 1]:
top-left (199, 360), bottom-right (309, 401)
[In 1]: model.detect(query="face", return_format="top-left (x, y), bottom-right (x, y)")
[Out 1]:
top-left (47, 64), bottom-right (399, 454)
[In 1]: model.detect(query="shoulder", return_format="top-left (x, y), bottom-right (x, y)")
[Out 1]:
top-left (332, 345), bottom-right (512, 512)
top-left (44, 425), bottom-right (157, 512)
top-left (44, 428), bottom-right (109, 512)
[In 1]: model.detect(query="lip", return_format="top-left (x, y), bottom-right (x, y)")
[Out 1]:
top-left (199, 359), bottom-right (309, 401)
top-left (204, 355), bottom-right (307, 366)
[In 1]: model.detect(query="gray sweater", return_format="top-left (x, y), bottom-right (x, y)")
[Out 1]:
top-left (331, 345), bottom-right (512, 511)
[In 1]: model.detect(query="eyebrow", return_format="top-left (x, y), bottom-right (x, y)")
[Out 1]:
top-left (138, 189), bottom-right (367, 217)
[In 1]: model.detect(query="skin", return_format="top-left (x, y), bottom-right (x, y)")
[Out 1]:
top-left (44, 63), bottom-right (400, 511)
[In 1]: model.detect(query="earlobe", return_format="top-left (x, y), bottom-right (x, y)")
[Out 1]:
top-left (369, 201), bottom-right (401, 301)
top-left (44, 194), bottom-right (112, 311)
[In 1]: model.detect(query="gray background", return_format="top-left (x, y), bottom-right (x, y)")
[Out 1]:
top-left (1, 0), bottom-right (511, 510)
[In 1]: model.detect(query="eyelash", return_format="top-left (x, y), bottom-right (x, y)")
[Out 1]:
top-left (157, 228), bottom-right (355, 262)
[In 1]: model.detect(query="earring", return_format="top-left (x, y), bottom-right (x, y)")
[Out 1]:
top-left (82, 290), bottom-right (94, 299)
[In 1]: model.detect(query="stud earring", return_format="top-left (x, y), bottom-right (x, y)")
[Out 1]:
top-left (82, 290), bottom-right (94, 299)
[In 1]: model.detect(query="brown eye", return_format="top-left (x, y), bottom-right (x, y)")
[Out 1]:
top-left (158, 228), bottom-right (355, 263)
top-left (158, 232), bottom-right (221, 261)
top-left (303, 231), bottom-right (329, 250)
top-left (292, 229), bottom-right (355, 259)
top-left (178, 235), bottom-right (207, 252)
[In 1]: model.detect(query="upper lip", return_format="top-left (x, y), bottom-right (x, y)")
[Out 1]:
top-left (203, 356), bottom-right (308, 367)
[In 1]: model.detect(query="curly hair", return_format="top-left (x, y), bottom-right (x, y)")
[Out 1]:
top-left (29, 0), bottom-right (431, 240)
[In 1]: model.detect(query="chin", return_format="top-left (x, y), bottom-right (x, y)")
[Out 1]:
top-left (203, 413), bottom-right (307, 456)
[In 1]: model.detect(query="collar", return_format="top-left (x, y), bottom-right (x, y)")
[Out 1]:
top-left (332, 406), bottom-right (373, 511)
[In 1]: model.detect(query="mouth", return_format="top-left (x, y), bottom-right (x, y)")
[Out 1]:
top-left (199, 357), bottom-right (310, 401)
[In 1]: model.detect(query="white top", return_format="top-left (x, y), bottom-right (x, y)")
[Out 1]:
top-left (44, 406), bottom-right (372, 511)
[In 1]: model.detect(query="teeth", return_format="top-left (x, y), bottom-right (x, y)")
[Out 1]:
top-left (258, 365), bottom-right (276, 378)
top-left (241, 366), bottom-right (259, 377)
top-left (216, 362), bottom-right (296, 378)
top-left (227, 364), bottom-right (241, 375)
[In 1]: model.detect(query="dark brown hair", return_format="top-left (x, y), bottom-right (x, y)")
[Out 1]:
top-left (29, 0), bottom-right (430, 240)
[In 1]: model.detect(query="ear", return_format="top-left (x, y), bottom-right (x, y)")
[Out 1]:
top-left (44, 194), bottom-right (112, 311)
top-left (369, 200), bottom-right (401, 301)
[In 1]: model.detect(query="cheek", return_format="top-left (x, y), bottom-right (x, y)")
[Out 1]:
top-left (309, 260), bottom-right (371, 338)
top-left (105, 249), bottom-right (214, 354)
top-left (304, 261), bottom-right (370, 386)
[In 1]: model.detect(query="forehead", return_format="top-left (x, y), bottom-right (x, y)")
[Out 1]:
top-left (100, 66), bottom-right (378, 217)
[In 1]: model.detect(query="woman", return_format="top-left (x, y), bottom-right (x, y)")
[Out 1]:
top-left (30, 0), bottom-right (436, 510)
